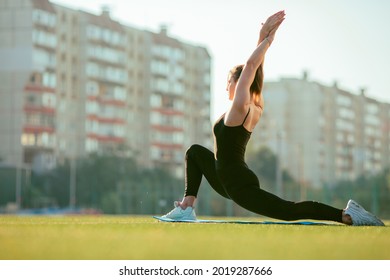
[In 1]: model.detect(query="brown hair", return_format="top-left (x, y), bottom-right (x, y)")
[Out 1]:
top-left (229, 64), bottom-right (264, 96)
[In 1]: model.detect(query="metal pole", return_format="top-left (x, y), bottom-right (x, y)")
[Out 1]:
top-left (299, 144), bottom-right (306, 200)
top-left (16, 166), bottom-right (22, 209)
top-left (276, 131), bottom-right (283, 197)
top-left (371, 177), bottom-right (379, 215)
top-left (69, 157), bottom-right (76, 209)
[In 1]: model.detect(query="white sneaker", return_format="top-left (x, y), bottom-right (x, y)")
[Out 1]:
top-left (161, 202), bottom-right (197, 221)
top-left (344, 199), bottom-right (385, 226)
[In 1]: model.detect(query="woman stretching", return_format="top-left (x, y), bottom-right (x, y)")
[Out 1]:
top-left (162, 11), bottom-right (384, 226)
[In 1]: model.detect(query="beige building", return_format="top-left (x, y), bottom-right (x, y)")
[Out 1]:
top-left (0, 0), bottom-right (211, 177)
top-left (254, 72), bottom-right (390, 188)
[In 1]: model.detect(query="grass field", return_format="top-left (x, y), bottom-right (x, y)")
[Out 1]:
top-left (0, 215), bottom-right (389, 260)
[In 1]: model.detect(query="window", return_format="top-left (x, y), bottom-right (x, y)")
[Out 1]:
top-left (105, 67), bottom-right (126, 83)
top-left (114, 124), bottom-right (125, 137)
top-left (86, 25), bottom-right (125, 46)
top-left (173, 99), bottom-right (184, 110)
top-left (26, 113), bottom-right (40, 125)
top-left (173, 82), bottom-right (184, 95)
top-left (173, 48), bottom-right (184, 60)
top-left (30, 72), bottom-right (40, 84)
top-left (21, 133), bottom-right (35, 145)
top-left (151, 146), bottom-right (160, 160)
top-left (42, 93), bottom-right (56, 108)
top-left (40, 132), bottom-right (55, 147)
top-left (365, 126), bottom-right (379, 137)
top-left (42, 72), bottom-right (56, 88)
top-left (366, 103), bottom-right (379, 114)
top-left (86, 120), bottom-right (99, 133)
top-left (365, 114), bottom-right (380, 126)
top-left (162, 96), bottom-right (174, 108)
top-left (87, 45), bottom-right (125, 64)
top-left (87, 25), bottom-right (100, 39)
top-left (86, 62), bottom-right (99, 77)
top-left (336, 94), bottom-right (352, 107)
top-left (86, 138), bottom-right (98, 152)
top-left (86, 81), bottom-right (99, 96)
top-left (173, 132), bottom-right (183, 144)
top-left (336, 119), bottom-right (354, 132)
top-left (26, 94), bottom-right (36, 106)
top-left (113, 86), bottom-right (126, 101)
top-left (32, 30), bottom-right (57, 48)
top-left (150, 94), bottom-right (162, 107)
top-left (33, 48), bottom-right (56, 68)
top-left (151, 60), bottom-right (169, 75)
top-left (86, 101), bottom-right (99, 114)
top-left (153, 78), bottom-right (169, 93)
top-left (338, 107), bottom-right (354, 119)
top-left (150, 112), bottom-right (161, 125)
top-left (33, 9), bottom-right (56, 27)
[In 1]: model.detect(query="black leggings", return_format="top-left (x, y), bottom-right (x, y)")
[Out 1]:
top-left (185, 144), bottom-right (342, 222)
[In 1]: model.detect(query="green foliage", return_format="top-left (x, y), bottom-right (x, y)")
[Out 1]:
top-left (331, 168), bottom-right (390, 217)
top-left (16, 152), bottom-right (183, 214)
top-left (101, 191), bottom-right (122, 214)
top-left (246, 147), bottom-right (390, 217)
top-left (247, 146), bottom-right (277, 181)
top-left (247, 146), bottom-right (300, 198)
top-left (0, 168), bottom-right (16, 206)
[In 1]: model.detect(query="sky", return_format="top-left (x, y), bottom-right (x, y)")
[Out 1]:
top-left (53, 0), bottom-right (390, 120)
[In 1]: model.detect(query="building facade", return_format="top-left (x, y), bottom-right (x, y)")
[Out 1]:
top-left (0, 0), bottom-right (211, 177)
top-left (253, 73), bottom-right (390, 188)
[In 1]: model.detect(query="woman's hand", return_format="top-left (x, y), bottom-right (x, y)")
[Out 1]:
top-left (259, 10), bottom-right (286, 44)
top-left (266, 15), bottom-right (285, 45)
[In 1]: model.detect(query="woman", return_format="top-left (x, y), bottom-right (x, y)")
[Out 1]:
top-left (162, 11), bottom-right (384, 226)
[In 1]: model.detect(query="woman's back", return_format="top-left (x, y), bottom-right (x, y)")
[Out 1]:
top-left (213, 110), bottom-right (252, 168)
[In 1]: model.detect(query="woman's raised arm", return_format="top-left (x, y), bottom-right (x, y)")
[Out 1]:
top-left (232, 11), bottom-right (285, 113)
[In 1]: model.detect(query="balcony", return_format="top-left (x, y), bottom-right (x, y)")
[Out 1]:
top-left (87, 133), bottom-right (125, 143)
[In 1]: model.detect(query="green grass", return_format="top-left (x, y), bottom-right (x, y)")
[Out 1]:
top-left (0, 215), bottom-right (389, 260)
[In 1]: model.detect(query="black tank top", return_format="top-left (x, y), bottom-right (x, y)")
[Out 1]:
top-left (213, 109), bottom-right (251, 168)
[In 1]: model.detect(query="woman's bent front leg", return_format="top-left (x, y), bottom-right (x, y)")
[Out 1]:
top-left (184, 144), bottom-right (229, 199)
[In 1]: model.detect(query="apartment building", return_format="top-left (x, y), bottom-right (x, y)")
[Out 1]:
top-left (0, 0), bottom-right (211, 177)
top-left (254, 73), bottom-right (390, 188)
